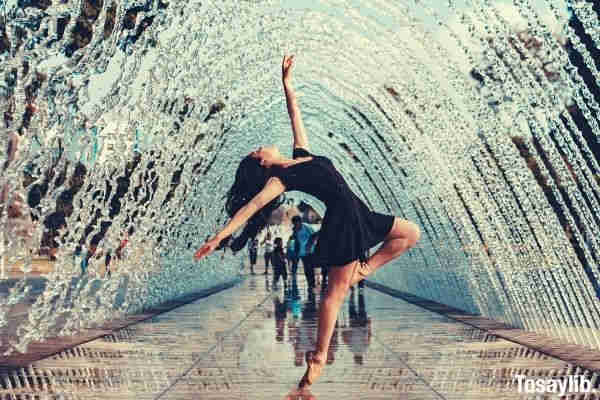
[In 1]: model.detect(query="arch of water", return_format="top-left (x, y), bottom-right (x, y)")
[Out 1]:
top-left (1, 0), bottom-right (599, 355)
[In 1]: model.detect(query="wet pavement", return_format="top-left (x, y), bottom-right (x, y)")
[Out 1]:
top-left (0, 271), bottom-right (589, 400)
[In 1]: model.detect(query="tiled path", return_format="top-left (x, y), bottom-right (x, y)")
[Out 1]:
top-left (0, 272), bottom-right (593, 400)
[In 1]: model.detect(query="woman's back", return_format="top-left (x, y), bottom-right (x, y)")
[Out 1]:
top-left (273, 147), bottom-right (395, 267)
top-left (274, 148), bottom-right (354, 208)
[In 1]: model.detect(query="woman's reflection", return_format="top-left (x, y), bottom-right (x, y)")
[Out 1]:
top-left (291, 284), bottom-right (338, 367)
top-left (342, 286), bottom-right (371, 365)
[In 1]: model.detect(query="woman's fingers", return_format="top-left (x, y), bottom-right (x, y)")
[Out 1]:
top-left (282, 55), bottom-right (295, 70)
top-left (194, 245), bottom-right (209, 260)
top-left (194, 238), bottom-right (221, 260)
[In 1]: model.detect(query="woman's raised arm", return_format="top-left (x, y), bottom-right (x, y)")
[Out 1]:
top-left (282, 55), bottom-right (309, 150)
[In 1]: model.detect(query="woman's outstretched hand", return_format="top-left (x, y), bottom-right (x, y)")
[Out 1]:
top-left (282, 55), bottom-right (295, 83)
top-left (194, 237), bottom-right (221, 261)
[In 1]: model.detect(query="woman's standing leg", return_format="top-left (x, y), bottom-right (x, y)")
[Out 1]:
top-left (299, 260), bottom-right (355, 387)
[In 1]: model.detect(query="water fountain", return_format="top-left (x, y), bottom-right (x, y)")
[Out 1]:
top-left (0, 0), bottom-right (598, 359)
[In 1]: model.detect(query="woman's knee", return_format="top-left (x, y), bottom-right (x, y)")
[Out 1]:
top-left (389, 218), bottom-right (421, 247)
top-left (408, 221), bottom-right (421, 247)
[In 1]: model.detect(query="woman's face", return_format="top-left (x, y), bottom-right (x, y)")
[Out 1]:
top-left (250, 145), bottom-right (280, 167)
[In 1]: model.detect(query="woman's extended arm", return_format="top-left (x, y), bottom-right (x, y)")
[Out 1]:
top-left (194, 177), bottom-right (286, 260)
top-left (282, 55), bottom-right (309, 150)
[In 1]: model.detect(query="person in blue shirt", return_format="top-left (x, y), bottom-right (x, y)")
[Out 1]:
top-left (287, 236), bottom-right (299, 276)
top-left (271, 237), bottom-right (288, 290)
top-left (291, 215), bottom-right (316, 290)
top-left (307, 230), bottom-right (326, 287)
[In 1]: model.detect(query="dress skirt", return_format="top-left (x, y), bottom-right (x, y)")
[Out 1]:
top-left (310, 193), bottom-right (395, 268)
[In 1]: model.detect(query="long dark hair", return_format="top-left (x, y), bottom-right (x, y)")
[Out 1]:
top-left (222, 155), bottom-right (285, 252)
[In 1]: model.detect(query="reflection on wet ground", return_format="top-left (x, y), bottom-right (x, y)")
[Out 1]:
top-left (0, 272), bottom-right (593, 399)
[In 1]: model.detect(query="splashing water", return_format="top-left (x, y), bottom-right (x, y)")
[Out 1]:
top-left (0, 0), bottom-right (599, 354)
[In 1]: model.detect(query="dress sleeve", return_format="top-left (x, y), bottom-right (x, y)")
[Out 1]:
top-left (293, 147), bottom-right (311, 159)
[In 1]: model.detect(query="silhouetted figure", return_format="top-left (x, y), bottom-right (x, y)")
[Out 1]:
top-left (247, 237), bottom-right (258, 274)
top-left (272, 237), bottom-right (288, 290)
top-left (262, 231), bottom-right (273, 274)
top-left (287, 235), bottom-right (299, 276)
top-left (291, 215), bottom-right (316, 290)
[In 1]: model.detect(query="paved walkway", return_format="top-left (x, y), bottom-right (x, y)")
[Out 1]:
top-left (0, 269), bottom-right (586, 400)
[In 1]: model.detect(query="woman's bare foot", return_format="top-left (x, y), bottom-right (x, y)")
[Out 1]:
top-left (349, 261), bottom-right (372, 287)
top-left (298, 351), bottom-right (326, 388)
top-left (286, 387), bottom-right (316, 400)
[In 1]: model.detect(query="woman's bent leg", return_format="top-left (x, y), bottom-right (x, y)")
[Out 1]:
top-left (350, 218), bottom-right (421, 286)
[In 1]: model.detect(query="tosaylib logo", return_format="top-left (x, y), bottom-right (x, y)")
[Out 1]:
top-left (514, 374), bottom-right (595, 396)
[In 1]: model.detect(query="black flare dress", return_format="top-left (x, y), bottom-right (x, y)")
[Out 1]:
top-left (272, 147), bottom-right (395, 268)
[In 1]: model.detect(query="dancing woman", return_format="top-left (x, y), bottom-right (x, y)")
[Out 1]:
top-left (194, 55), bottom-right (421, 388)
